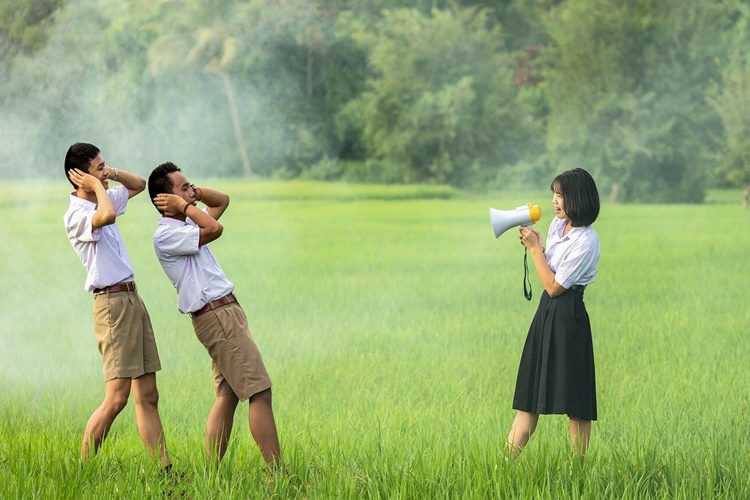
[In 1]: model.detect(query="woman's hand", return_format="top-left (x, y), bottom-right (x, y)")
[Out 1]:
top-left (519, 226), bottom-right (542, 251)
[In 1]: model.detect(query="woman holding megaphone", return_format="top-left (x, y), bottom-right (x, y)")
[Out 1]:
top-left (505, 168), bottom-right (601, 458)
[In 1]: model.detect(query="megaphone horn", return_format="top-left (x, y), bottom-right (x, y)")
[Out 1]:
top-left (489, 204), bottom-right (542, 238)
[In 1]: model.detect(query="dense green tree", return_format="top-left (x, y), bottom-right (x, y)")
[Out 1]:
top-left (544, 0), bottom-right (726, 203)
top-left (143, 0), bottom-right (367, 178)
top-left (337, 7), bottom-right (536, 187)
top-left (708, 1), bottom-right (750, 209)
top-left (232, 0), bottom-right (367, 177)
top-left (454, 0), bottom-right (557, 51)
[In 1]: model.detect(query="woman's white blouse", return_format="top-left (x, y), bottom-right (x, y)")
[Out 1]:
top-left (545, 216), bottom-right (600, 289)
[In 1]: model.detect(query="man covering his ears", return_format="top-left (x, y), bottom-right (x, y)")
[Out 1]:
top-left (148, 162), bottom-right (280, 466)
top-left (63, 142), bottom-right (172, 468)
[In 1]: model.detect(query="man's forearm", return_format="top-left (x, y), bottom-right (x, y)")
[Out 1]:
top-left (111, 168), bottom-right (146, 193)
top-left (194, 185), bottom-right (230, 221)
top-left (195, 186), bottom-right (229, 208)
top-left (92, 184), bottom-right (116, 227)
top-left (184, 204), bottom-right (224, 246)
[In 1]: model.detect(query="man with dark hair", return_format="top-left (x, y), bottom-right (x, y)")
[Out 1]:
top-left (147, 162), bottom-right (280, 466)
top-left (64, 143), bottom-right (172, 468)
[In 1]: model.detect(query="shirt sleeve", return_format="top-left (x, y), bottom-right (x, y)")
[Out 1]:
top-left (65, 206), bottom-right (101, 243)
top-left (554, 239), bottom-right (598, 289)
top-left (154, 224), bottom-right (200, 258)
top-left (108, 185), bottom-right (129, 216)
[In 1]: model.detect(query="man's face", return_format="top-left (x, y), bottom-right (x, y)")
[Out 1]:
top-left (167, 171), bottom-right (196, 206)
top-left (86, 154), bottom-right (110, 189)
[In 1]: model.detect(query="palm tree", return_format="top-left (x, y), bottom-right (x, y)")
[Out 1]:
top-left (147, 0), bottom-right (252, 177)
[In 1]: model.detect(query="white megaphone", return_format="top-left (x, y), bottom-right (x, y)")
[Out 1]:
top-left (489, 204), bottom-right (542, 238)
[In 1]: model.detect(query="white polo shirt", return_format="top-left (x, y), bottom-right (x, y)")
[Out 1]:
top-left (153, 212), bottom-right (234, 314)
top-left (64, 185), bottom-right (135, 292)
top-left (545, 215), bottom-right (600, 289)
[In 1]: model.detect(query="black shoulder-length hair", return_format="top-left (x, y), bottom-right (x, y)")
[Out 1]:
top-left (551, 168), bottom-right (600, 227)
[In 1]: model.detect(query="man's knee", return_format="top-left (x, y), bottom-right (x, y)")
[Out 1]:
top-left (249, 388), bottom-right (272, 405)
top-left (133, 374), bottom-right (160, 407)
top-left (135, 386), bottom-right (159, 407)
top-left (104, 392), bottom-right (130, 416)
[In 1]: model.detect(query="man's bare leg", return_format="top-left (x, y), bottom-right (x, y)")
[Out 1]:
top-left (81, 378), bottom-right (131, 461)
top-left (206, 393), bottom-right (239, 462)
top-left (132, 373), bottom-right (171, 468)
top-left (248, 388), bottom-right (280, 466)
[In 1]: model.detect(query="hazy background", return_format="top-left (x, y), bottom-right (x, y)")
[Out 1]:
top-left (2, 0), bottom-right (750, 203)
top-left (3, 3), bottom-right (750, 495)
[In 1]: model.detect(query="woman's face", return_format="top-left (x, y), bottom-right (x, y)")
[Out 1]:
top-left (552, 190), bottom-right (567, 219)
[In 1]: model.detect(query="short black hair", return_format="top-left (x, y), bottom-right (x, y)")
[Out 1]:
top-left (550, 168), bottom-right (600, 227)
top-left (148, 162), bottom-right (182, 214)
top-left (64, 143), bottom-right (100, 189)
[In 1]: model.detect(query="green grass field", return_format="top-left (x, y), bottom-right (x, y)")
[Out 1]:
top-left (1, 180), bottom-right (749, 499)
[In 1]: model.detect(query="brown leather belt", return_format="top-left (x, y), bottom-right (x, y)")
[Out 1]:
top-left (190, 294), bottom-right (237, 318)
top-left (93, 282), bottom-right (137, 295)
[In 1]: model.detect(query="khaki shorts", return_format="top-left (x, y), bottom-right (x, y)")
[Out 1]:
top-left (93, 290), bottom-right (161, 381)
top-left (191, 302), bottom-right (271, 401)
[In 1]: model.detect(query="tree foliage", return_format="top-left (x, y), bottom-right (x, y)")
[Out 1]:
top-left (544, 0), bottom-right (728, 203)
top-left (0, 0), bottom-right (747, 203)
top-left (337, 8), bottom-right (535, 187)
top-left (0, 0), bottom-right (63, 60)
top-left (708, 0), bottom-right (750, 207)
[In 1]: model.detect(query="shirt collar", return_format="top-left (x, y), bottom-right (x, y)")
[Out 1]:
top-left (553, 216), bottom-right (587, 241)
top-left (159, 217), bottom-right (196, 227)
top-left (565, 225), bottom-right (587, 242)
top-left (69, 192), bottom-right (96, 208)
top-left (158, 216), bottom-right (188, 227)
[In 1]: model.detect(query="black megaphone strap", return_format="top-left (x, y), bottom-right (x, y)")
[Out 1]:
top-left (523, 248), bottom-right (532, 301)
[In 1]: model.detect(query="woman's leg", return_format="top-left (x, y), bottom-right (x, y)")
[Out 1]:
top-left (506, 411), bottom-right (539, 457)
top-left (568, 416), bottom-right (591, 455)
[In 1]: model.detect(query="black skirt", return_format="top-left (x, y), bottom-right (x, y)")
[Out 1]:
top-left (512, 287), bottom-right (597, 420)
